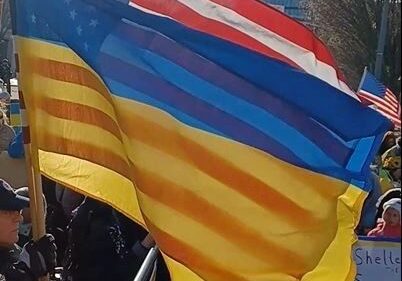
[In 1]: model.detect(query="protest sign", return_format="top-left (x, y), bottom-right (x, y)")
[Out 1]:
top-left (354, 237), bottom-right (401, 281)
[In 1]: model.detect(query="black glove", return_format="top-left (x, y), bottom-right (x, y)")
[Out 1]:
top-left (24, 234), bottom-right (57, 278)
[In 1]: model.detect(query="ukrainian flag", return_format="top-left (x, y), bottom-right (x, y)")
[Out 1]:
top-left (12, 0), bottom-right (390, 280)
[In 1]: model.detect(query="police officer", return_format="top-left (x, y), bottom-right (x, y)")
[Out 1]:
top-left (0, 179), bottom-right (57, 281)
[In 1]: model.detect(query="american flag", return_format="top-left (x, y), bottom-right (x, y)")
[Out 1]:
top-left (357, 69), bottom-right (401, 129)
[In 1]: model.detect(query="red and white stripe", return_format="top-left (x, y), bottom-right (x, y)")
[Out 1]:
top-left (385, 89), bottom-right (399, 106)
top-left (129, 0), bottom-right (357, 99)
top-left (357, 89), bottom-right (401, 128)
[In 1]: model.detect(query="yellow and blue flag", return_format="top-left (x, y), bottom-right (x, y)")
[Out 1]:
top-left (12, 0), bottom-right (391, 280)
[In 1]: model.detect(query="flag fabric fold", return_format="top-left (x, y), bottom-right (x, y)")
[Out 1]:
top-left (12, 0), bottom-right (391, 280)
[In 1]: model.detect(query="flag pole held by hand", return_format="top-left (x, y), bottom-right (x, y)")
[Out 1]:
top-left (10, 1), bottom-right (48, 280)
top-left (134, 246), bottom-right (159, 281)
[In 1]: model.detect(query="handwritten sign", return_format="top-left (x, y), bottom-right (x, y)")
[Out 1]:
top-left (354, 237), bottom-right (401, 281)
top-left (10, 78), bottom-right (19, 100)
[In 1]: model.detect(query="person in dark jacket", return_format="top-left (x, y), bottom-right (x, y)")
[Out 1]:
top-left (0, 179), bottom-right (57, 281)
top-left (61, 197), bottom-right (152, 281)
top-left (38, 177), bottom-right (70, 267)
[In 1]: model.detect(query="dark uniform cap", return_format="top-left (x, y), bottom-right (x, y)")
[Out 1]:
top-left (0, 179), bottom-right (30, 211)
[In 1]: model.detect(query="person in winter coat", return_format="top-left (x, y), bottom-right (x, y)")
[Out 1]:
top-left (0, 179), bottom-right (57, 281)
top-left (374, 188), bottom-right (401, 222)
top-left (61, 197), bottom-right (152, 281)
top-left (368, 198), bottom-right (401, 238)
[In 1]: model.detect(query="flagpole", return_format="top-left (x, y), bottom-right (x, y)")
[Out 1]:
top-left (134, 246), bottom-right (159, 281)
top-left (9, 1), bottom-right (48, 280)
top-left (374, 0), bottom-right (390, 80)
top-left (357, 67), bottom-right (368, 94)
top-left (398, 76), bottom-right (401, 108)
top-left (17, 93), bottom-right (47, 240)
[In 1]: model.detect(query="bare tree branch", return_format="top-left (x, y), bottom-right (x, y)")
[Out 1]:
top-left (0, 0), bottom-right (11, 58)
top-left (304, 0), bottom-right (401, 92)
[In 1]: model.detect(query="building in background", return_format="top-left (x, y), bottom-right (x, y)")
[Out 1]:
top-left (262, 0), bottom-right (307, 23)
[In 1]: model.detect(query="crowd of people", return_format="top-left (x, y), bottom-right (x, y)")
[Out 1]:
top-left (1, 92), bottom-right (401, 281)
top-left (358, 131), bottom-right (401, 239)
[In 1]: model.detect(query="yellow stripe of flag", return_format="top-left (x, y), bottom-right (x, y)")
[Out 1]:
top-left (18, 37), bottom-right (145, 226)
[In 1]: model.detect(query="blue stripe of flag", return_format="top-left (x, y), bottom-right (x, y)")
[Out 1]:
top-left (109, 23), bottom-right (353, 165)
top-left (101, 36), bottom-right (342, 170)
top-left (100, 53), bottom-right (310, 169)
top-left (105, 78), bottom-right (226, 137)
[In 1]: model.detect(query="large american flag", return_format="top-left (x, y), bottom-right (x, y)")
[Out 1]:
top-left (357, 70), bottom-right (401, 129)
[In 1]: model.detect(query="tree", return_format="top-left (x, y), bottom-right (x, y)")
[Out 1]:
top-left (0, 0), bottom-right (12, 59)
top-left (304, 0), bottom-right (401, 93)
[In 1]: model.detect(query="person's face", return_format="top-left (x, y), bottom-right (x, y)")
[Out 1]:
top-left (383, 208), bottom-right (401, 226)
top-left (0, 210), bottom-right (23, 246)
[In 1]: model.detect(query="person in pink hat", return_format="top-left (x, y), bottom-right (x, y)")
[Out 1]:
top-left (368, 198), bottom-right (401, 238)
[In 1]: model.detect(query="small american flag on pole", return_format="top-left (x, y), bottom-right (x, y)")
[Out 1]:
top-left (357, 68), bottom-right (401, 129)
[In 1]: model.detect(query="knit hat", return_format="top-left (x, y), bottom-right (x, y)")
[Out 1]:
top-left (15, 186), bottom-right (47, 215)
top-left (0, 179), bottom-right (30, 211)
top-left (383, 198), bottom-right (401, 217)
